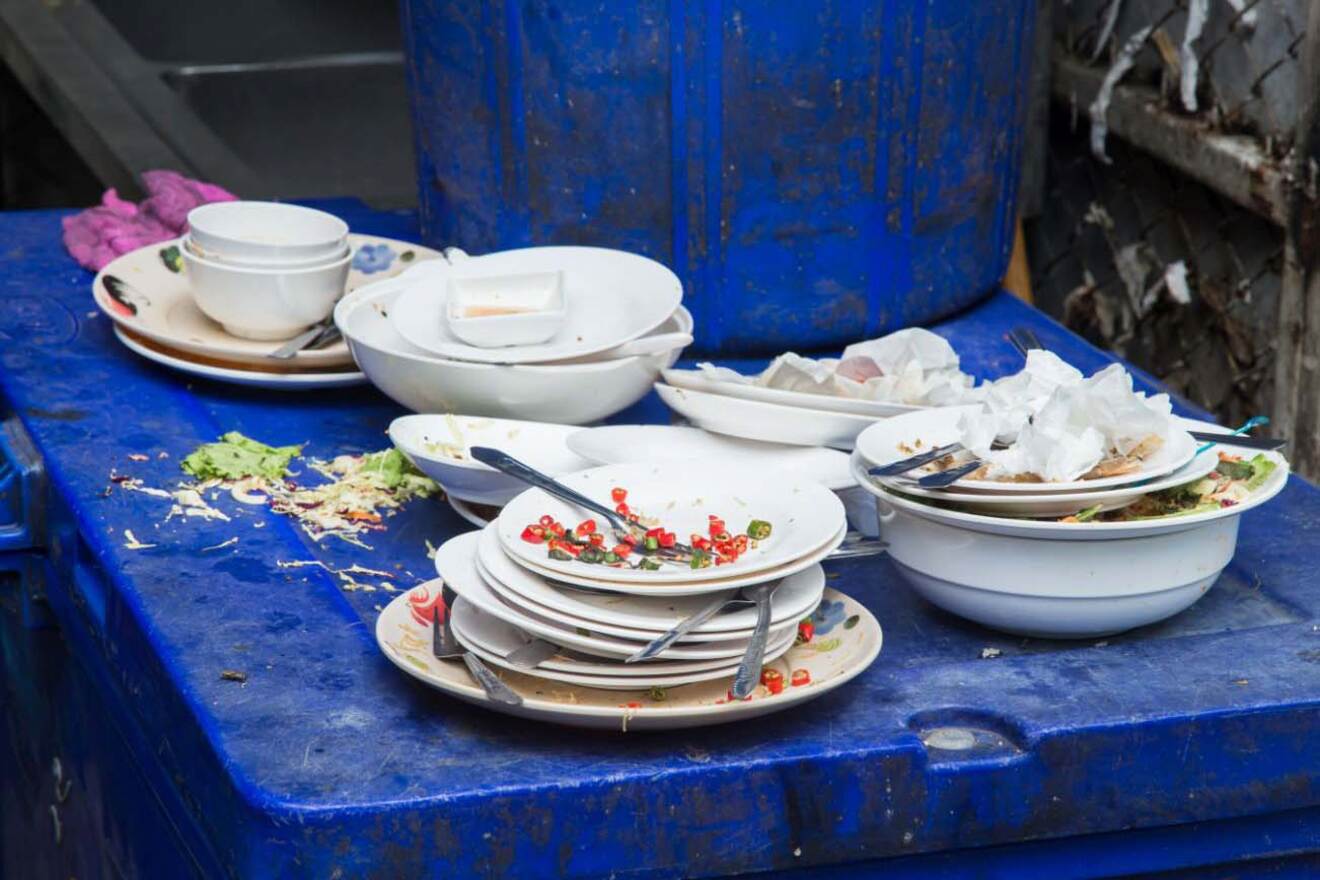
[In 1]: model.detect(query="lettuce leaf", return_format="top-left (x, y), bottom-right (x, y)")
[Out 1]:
top-left (181, 432), bottom-right (303, 481)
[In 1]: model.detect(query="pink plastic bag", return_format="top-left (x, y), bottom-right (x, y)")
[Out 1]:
top-left (62, 170), bottom-right (238, 272)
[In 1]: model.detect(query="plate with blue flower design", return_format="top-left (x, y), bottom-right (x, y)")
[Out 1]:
top-left (93, 234), bottom-right (441, 368)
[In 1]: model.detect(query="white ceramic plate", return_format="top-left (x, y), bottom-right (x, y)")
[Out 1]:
top-left (497, 462), bottom-right (846, 584)
top-left (389, 247), bottom-right (682, 364)
top-left (655, 383), bottom-right (878, 450)
top-left (390, 414), bottom-right (591, 506)
top-left (662, 367), bottom-right (924, 418)
top-left (450, 599), bottom-right (795, 690)
top-left (513, 522), bottom-right (846, 595)
top-left (336, 280), bottom-right (691, 423)
top-left (475, 524), bottom-right (824, 636)
top-left (854, 406), bottom-right (1198, 494)
top-left (376, 581), bottom-right (883, 730)
top-left (114, 327), bottom-right (368, 389)
top-left (864, 448), bottom-right (1221, 518)
top-left (434, 532), bottom-right (795, 659)
top-left (849, 448), bottom-right (1289, 540)
top-left (93, 234), bottom-right (439, 368)
top-left (567, 425), bottom-right (855, 491)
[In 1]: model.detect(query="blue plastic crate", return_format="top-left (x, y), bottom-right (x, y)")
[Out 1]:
top-left (2, 202), bottom-right (1320, 879)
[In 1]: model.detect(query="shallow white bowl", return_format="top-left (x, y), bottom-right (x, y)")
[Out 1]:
top-left (183, 243), bottom-right (351, 341)
top-left (186, 201), bottom-right (348, 265)
top-left (336, 282), bottom-right (691, 424)
top-left (388, 414), bottom-right (590, 505)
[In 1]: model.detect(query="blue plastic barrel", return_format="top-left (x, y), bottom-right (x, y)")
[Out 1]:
top-left (400, 1), bottom-right (1035, 356)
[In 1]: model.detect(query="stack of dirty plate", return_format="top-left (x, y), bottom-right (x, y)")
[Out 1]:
top-left (337, 247), bottom-right (693, 424)
top-left (375, 463), bottom-right (883, 729)
top-left (653, 366), bottom-right (918, 450)
top-left (850, 408), bottom-right (1290, 639)
top-left (93, 202), bottom-right (433, 389)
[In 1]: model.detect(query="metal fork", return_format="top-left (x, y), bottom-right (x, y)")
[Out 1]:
top-left (432, 587), bottom-right (522, 705)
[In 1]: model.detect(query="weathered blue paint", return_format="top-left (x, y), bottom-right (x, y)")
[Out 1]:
top-left (400, 1), bottom-right (1037, 356)
top-left (3, 202), bottom-right (1320, 879)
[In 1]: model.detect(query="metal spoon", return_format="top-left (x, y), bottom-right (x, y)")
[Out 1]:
top-left (730, 581), bottom-right (775, 699)
top-left (432, 588), bottom-right (522, 705)
top-left (267, 320), bottom-right (341, 359)
top-left (626, 588), bottom-right (746, 663)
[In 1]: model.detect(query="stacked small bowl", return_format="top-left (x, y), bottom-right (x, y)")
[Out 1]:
top-left (183, 202), bottom-right (352, 341)
top-left (337, 247), bottom-right (692, 424)
top-left (851, 408), bottom-right (1290, 638)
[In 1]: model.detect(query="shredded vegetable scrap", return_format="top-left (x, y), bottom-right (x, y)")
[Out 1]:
top-left (1062, 452), bottom-right (1277, 523)
top-left (181, 432), bottom-right (303, 482)
top-left (111, 437), bottom-right (439, 555)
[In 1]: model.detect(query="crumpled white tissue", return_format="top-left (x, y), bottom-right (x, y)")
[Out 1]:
top-left (696, 328), bottom-right (974, 407)
top-left (962, 362), bottom-right (1174, 482)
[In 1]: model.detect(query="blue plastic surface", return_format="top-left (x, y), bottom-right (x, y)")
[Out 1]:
top-left (400, 1), bottom-right (1036, 357)
top-left (3, 202), bottom-right (1320, 879)
top-left (0, 416), bottom-right (45, 552)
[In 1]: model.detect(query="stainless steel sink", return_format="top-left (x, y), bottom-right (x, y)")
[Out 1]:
top-left (0, 0), bottom-right (416, 206)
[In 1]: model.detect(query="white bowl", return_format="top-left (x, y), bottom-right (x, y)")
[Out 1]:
top-left (849, 452), bottom-right (1284, 638)
top-left (388, 414), bottom-right (591, 505)
top-left (183, 243), bottom-right (351, 341)
top-left (336, 282), bottom-right (692, 424)
top-left (445, 270), bottom-right (567, 348)
top-left (182, 233), bottom-right (349, 270)
top-left (187, 201), bottom-right (348, 265)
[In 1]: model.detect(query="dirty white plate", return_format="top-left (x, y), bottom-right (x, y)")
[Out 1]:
top-left (850, 447), bottom-right (1289, 540)
top-left (567, 425), bottom-right (855, 491)
top-left (377, 581), bottom-right (883, 730)
top-left (450, 599), bottom-right (795, 690)
top-left (862, 448), bottom-right (1221, 518)
top-left (434, 532), bottom-right (795, 659)
top-left (855, 406), bottom-right (1198, 494)
top-left (662, 367), bottom-right (923, 418)
top-left (497, 462), bottom-right (846, 585)
top-left (114, 327), bottom-right (367, 389)
top-left (93, 234), bottom-right (438, 368)
top-left (389, 247), bottom-right (682, 364)
top-left (511, 522), bottom-right (846, 595)
top-left (390, 414), bottom-right (590, 506)
top-left (655, 383), bottom-right (878, 449)
top-left (475, 524), bottom-right (823, 637)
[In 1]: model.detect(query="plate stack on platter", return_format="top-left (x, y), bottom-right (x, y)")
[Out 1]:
top-left (93, 203), bottom-right (435, 389)
top-left (375, 463), bottom-right (883, 729)
top-left (850, 408), bottom-right (1291, 638)
top-left (337, 247), bottom-right (693, 424)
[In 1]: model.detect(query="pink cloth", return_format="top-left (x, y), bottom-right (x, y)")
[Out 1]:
top-left (62, 170), bottom-right (238, 271)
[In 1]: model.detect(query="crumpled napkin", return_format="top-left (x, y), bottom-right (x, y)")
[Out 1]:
top-left (962, 363), bottom-right (1174, 482)
top-left (62, 170), bottom-right (237, 271)
top-left (696, 328), bottom-right (974, 407)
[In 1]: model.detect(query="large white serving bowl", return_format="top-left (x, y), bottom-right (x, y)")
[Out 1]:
top-left (336, 281), bottom-right (691, 423)
top-left (388, 414), bottom-right (590, 505)
top-left (186, 201), bottom-right (348, 265)
top-left (849, 452), bottom-right (1285, 638)
top-left (183, 242), bottom-right (351, 340)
